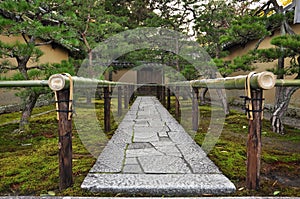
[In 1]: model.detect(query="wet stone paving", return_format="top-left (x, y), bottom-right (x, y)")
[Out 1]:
top-left (81, 96), bottom-right (236, 196)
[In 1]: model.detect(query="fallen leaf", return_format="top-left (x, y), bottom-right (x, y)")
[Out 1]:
top-left (273, 190), bottom-right (280, 196)
top-left (48, 191), bottom-right (55, 196)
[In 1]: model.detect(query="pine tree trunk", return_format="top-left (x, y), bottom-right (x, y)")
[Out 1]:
top-left (199, 87), bottom-right (229, 115)
top-left (270, 17), bottom-right (295, 134)
top-left (19, 90), bottom-right (39, 131)
top-left (271, 86), bottom-right (298, 134)
top-left (200, 88), bottom-right (208, 105)
top-left (217, 88), bottom-right (230, 115)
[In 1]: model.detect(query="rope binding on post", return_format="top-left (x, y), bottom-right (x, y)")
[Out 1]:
top-left (53, 73), bottom-right (74, 121)
top-left (240, 72), bottom-right (265, 120)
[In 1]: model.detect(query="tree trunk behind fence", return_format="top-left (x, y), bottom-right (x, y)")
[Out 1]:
top-left (216, 89), bottom-right (230, 115)
top-left (200, 88), bottom-right (208, 105)
top-left (19, 89), bottom-right (39, 131)
top-left (271, 86), bottom-right (298, 134)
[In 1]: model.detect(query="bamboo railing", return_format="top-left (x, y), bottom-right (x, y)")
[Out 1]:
top-left (0, 80), bottom-right (49, 87)
top-left (2, 73), bottom-right (300, 89)
top-left (1, 71), bottom-right (300, 191)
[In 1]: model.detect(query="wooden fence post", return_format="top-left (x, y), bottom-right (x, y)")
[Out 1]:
top-left (161, 86), bottom-right (166, 106)
top-left (156, 85), bottom-right (160, 101)
top-left (175, 86), bottom-right (180, 120)
top-left (56, 89), bottom-right (73, 190)
top-left (246, 88), bottom-right (263, 190)
top-left (129, 85), bottom-right (134, 103)
top-left (104, 86), bottom-right (111, 132)
top-left (195, 86), bottom-right (199, 100)
top-left (127, 85), bottom-right (131, 105)
top-left (167, 87), bottom-right (171, 110)
top-left (118, 86), bottom-right (122, 116)
top-left (124, 85), bottom-right (128, 109)
top-left (192, 87), bottom-right (199, 131)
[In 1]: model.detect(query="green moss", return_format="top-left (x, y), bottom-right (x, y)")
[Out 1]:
top-left (0, 99), bottom-right (299, 196)
top-left (0, 101), bottom-right (118, 196)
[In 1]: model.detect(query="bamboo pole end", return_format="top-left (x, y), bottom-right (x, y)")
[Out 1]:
top-left (49, 74), bottom-right (66, 91)
top-left (257, 71), bottom-right (276, 90)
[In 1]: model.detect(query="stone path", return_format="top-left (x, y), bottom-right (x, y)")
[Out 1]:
top-left (81, 96), bottom-right (236, 196)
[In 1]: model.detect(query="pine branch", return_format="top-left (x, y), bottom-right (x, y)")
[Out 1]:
top-left (22, 33), bottom-right (29, 43)
top-left (0, 65), bottom-right (18, 70)
top-left (254, 35), bottom-right (267, 50)
top-left (27, 65), bottom-right (45, 70)
top-left (35, 41), bottom-right (53, 46)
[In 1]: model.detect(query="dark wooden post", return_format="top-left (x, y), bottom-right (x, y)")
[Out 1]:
top-left (56, 89), bottom-right (73, 190)
top-left (246, 88), bottom-right (263, 190)
top-left (195, 86), bottom-right (199, 100)
top-left (161, 86), bottom-right (166, 106)
top-left (127, 85), bottom-right (131, 105)
top-left (124, 85), bottom-right (128, 109)
top-left (175, 86), bottom-right (180, 120)
top-left (118, 86), bottom-right (122, 116)
top-left (167, 87), bottom-right (171, 110)
top-left (192, 87), bottom-right (199, 131)
top-left (104, 86), bottom-right (111, 132)
top-left (156, 85), bottom-right (160, 101)
top-left (129, 85), bottom-right (134, 103)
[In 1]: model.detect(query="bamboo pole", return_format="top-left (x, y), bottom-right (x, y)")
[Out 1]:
top-left (189, 72), bottom-right (276, 90)
top-left (0, 80), bottom-right (49, 87)
top-left (275, 79), bottom-right (300, 87)
top-left (47, 71), bottom-right (277, 92)
top-left (1, 71), bottom-right (277, 90)
top-left (48, 74), bottom-right (135, 91)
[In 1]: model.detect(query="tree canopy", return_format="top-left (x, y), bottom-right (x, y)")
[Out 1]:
top-left (1, 0), bottom-right (299, 133)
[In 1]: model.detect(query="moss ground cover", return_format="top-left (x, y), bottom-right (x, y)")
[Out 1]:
top-left (194, 104), bottom-right (300, 197)
top-left (0, 99), bottom-right (299, 197)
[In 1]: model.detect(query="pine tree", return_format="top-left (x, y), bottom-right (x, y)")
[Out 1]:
top-left (0, 0), bottom-right (131, 131)
top-left (222, 0), bottom-right (298, 134)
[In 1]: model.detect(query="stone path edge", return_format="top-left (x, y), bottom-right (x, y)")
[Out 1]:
top-left (81, 173), bottom-right (236, 196)
top-left (0, 196), bottom-right (300, 199)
